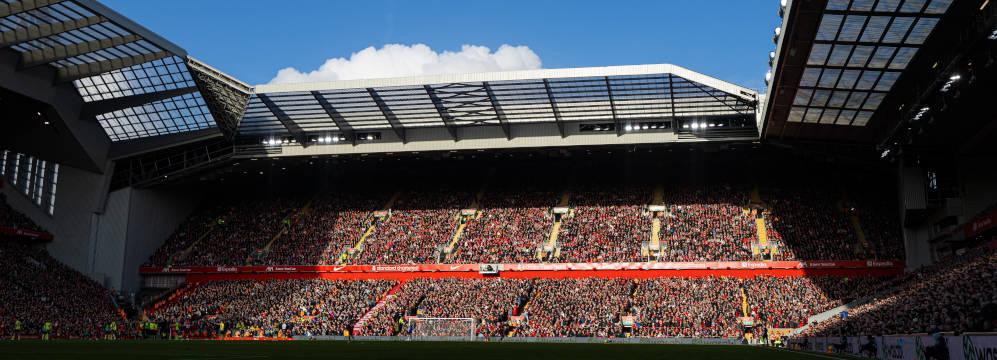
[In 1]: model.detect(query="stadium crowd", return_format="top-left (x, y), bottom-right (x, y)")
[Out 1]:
top-left (516, 278), bottom-right (632, 337)
top-left (801, 246), bottom-right (997, 336)
top-left (452, 189), bottom-right (556, 264)
top-left (143, 184), bottom-right (906, 266)
top-left (631, 277), bottom-right (742, 338)
top-left (262, 193), bottom-right (387, 265)
top-left (149, 279), bottom-right (395, 338)
top-left (763, 188), bottom-right (858, 260)
top-left (147, 197), bottom-right (301, 266)
top-left (350, 191), bottom-right (469, 264)
top-left (358, 278), bottom-right (531, 337)
top-left (556, 188), bottom-right (651, 263)
top-left (659, 186), bottom-right (755, 262)
top-left (0, 242), bottom-right (123, 339)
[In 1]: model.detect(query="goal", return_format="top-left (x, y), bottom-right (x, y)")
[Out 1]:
top-left (410, 318), bottom-right (477, 340)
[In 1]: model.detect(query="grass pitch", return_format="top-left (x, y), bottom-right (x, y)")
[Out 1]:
top-left (0, 340), bottom-right (846, 360)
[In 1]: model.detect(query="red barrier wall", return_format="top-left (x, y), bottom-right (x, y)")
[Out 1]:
top-left (184, 267), bottom-right (901, 283)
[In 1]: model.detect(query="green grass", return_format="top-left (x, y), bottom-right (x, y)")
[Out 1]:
top-left (0, 340), bottom-right (849, 360)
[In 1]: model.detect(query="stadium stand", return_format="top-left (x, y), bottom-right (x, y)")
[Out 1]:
top-left (451, 188), bottom-right (558, 264)
top-left (799, 246), bottom-right (997, 337)
top-left (262, 193), bottom-right (388, 265)
top-left (0, 242), bottom-right (123, 339)
top-left (658, 185), bottom-right (755, 262)
top-left (349, 190), bottom-right (471, 265)
top-left (148, 279), bottom-right (395, 338)
top-left (556, 188), bottom-right (651, 263)
top-left (136, 275), bottom-right (912, 340)
top-left (6, 1), bottom-right (997, 355)
top-left (143, 181), bottom-right (908, 266)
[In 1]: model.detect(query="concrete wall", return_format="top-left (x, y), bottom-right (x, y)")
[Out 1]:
top-left (1, 163), bottom-right (109, 275)
top-left (119, 186), bottom-right (203, 294)
top-left (958, 155), bottom-right (997, 219)
top-left (88, 185), bottom-right (203, 294)
top-left (2, 164), bottom-right (202, 294)
top-left (899, 154), bottom-right (997, 269)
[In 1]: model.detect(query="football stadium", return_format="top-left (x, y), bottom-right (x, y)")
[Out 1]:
top-left (1, 0), bottom-right (996, 359)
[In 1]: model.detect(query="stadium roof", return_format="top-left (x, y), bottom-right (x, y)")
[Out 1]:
top-left (762, 0), bottom-right (959, 143)
top-left (245, 64), bottom-right (760, 145)
top-left (0, 0), bottom-right (251, 142)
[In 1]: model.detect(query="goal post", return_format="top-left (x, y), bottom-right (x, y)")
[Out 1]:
top-left (410, 317), bottom-right (477, 340)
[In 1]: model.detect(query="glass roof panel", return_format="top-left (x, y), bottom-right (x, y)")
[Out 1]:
top-left (905, 17), bottom-right (938, 44)
top-left (924, 0), bottom-right (952, 14)
top-left (816, 15), bottom-right (844, 41)
top-left (74, 56), bottom-right (194, 102)
top-left (95, 92), bottom-right (214, 141)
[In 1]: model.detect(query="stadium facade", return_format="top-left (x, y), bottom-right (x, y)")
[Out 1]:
top-left (1, 0), bottom-right (996, 351)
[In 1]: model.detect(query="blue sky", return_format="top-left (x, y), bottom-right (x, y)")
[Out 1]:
top-left (102, 0), bottom-right (780, 89)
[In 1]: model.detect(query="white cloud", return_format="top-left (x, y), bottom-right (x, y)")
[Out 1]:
top-left (267, 44), bottom-right (542, 84)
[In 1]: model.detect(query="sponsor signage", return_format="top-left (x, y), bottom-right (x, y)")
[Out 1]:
top-left (793, 335), bottom-right (997, 360)
top-left (479, 264), bottom-right (499, 275)
top-left (966, 209), bottom-right (997, 238)
top-left (139, 260), bottom-right (902, 275)
top-left (0, 226), bottom-right (54, 241)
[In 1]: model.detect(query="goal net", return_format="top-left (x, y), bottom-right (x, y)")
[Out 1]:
top-left (410, 318), bottom-right (476, 340)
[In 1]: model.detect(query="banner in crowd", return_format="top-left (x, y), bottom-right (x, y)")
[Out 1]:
top-left (766, 328), bottom-right (794, 339)
top-left (0, 226), bottom-right (53, 241)
top-left (139, 260), bottom-right (903, 275)
top-left (794, 334), bottom-right (997, 360)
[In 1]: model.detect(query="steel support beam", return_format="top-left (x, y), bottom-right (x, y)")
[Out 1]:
top-left (605, 77), bottom-right (622, 136)
top-left (366, 88), bottom-right (407, 143)
top-left (0, 15), bottom-right (104, 48)
top-left (542, 79), bottom-right (567, 138)
top-left (258, 93), bottom-right (309, 147)
top-left (311, 91), bottom-right (356, 145)
top-left (55, 51), bottom-right (170, 83)
top-left (0, 0), bottom-right (61, 18)
top-left (424, 85), bottom-right (459, 141)
top-left (681, 75), bottom-right (752, 115)
top-left (482, 82), bottom-right (512, 140)
top-left (20, 34), bottom-right (141, 69)
top-left (81, 86), bottom-right (198, 118)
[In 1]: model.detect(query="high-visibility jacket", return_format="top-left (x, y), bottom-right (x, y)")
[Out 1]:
top-left (14, 320), bottom-right (21, 331)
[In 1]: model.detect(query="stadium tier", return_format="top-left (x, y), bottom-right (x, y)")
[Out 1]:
top-left (141, 275), bottom-right (886, 339)
top-left (141, 181), bottom-right (905, 267)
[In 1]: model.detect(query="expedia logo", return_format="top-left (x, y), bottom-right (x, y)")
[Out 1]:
top-left (740, 262), bottom-right (768, 269)
top-left (965, 336), bottom-right (997, 360)
top-left (215, 266), bottom-right (237, 272)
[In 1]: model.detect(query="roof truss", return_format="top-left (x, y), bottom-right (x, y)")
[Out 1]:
top-left (0, 0), bottom-right (250, 143)
top-left (239, 67), bottom-right (758, 142)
